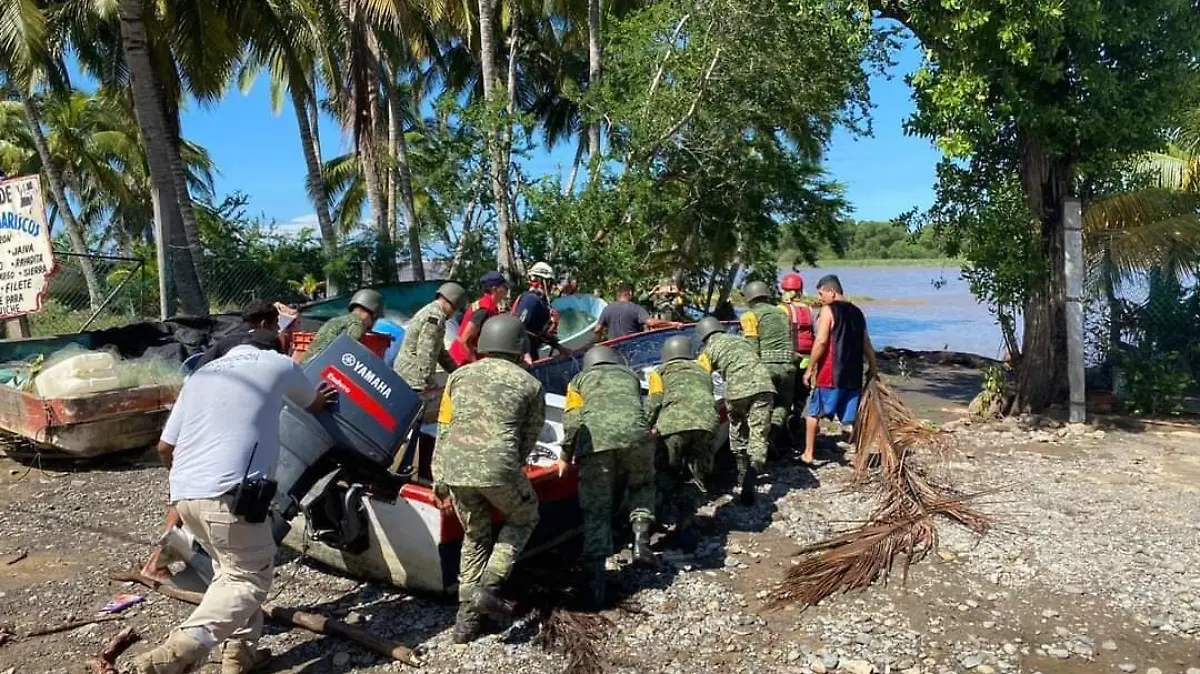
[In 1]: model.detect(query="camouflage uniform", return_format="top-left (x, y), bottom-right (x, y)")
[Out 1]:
top-left (563, 363), bottom-right (653, 563)
top-left (646, 360), bottom-right (718, 524)
top-left (302, 313), bottom-right (367, 364)
top-left (741, 301), bottom-right (797, 430)
top-left (698, 332), bottom-right (774, 473)
top-left (433, 358), bottom-right (546, 605)
top-left (393, 300), bottom-right (457, 391)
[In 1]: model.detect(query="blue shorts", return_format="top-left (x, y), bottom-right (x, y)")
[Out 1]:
top-left (807, 387), bottom-right (861, 423)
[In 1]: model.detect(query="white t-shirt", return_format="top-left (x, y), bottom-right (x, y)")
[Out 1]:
top-left (162, 345), bottom-right (317, 502)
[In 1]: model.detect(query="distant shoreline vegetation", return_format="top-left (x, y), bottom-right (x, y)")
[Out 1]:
top-left (777, 220), bottom-right (960, 268)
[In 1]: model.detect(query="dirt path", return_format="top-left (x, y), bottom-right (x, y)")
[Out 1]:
top-left (1, 364), bottom-right (1198, 674)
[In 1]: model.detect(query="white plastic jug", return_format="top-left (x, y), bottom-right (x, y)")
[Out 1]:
top-left (37, 352), bottom-right (117, 380)
top-left (35, 371), bottom-right (124, 399)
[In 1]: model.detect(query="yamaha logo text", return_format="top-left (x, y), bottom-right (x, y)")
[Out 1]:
top-left (339, 352), bottom-right (393, 399)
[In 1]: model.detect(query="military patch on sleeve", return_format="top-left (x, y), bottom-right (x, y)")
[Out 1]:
top-left (426, 315), bottom-right (440, 325)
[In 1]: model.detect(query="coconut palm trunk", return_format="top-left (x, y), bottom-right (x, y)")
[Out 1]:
top-left (117, 0), bottom-right (207, 317)
top-left (290, 85), bottom-right (340, 295)
top-left (587, 0), bottom-right (602, 158)
top-left (477, 0), bottom-right (516, 279)
top-left (384, 79), bottom-right (424, 281)
top-left (20, 95), bottom-right (102, 309)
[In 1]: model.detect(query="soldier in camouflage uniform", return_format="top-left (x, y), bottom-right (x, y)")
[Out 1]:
top-left (433, 314), bottom-right (546, 644)
top-left (646, 335), bottom-right (718, 550)
top-left (301, 289), bottom-right (383, 364)
top-left (393, 282), bottom-right (468, 391)
top-left (740, 281), bottom-right (797, 452)
top-left (554, 345), bottom-right (654, 610)
top-left (695, 316), bottom-right (774, 506)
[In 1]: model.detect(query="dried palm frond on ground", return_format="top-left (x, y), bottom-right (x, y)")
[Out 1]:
top-left (533, 607), bottom-right (613, 674)
top-left (769, 377), bottom-right (992, 609)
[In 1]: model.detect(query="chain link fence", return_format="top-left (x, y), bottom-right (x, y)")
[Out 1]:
top-left (28, 251), bottom-right (154, 337)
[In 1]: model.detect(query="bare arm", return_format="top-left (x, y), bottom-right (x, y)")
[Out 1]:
top-left (804, 306), bottom-right (833, 385)
top-left (644, 317), bottom-right (680, 330)
top-left (156, 441), bottom-right (175, 470)
top-left (863, 326), bottom-right (878, 377)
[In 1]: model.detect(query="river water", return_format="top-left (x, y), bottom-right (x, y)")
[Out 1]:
top-left (792, 265), bottom-right (1005, 358)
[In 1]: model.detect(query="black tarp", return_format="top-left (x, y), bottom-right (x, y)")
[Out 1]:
top-left (78, 314), bottom-right (247, 365)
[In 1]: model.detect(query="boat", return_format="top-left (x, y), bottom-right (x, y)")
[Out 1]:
top-left (0, 316), bottom-right (244, 458)
top-left (550, 293), bottom-right (608, 354)
top-left (160, 323), bottom-right (738, 594)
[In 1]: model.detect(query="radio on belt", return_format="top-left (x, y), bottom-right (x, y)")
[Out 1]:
top-left (302, 334), bottom-right (421, 466)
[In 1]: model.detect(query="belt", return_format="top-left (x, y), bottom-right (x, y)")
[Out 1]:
top-left (760, 350), bottom-right (794, 364)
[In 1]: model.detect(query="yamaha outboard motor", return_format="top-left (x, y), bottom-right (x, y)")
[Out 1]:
top-left (271, 334), bottom-right (423, 553)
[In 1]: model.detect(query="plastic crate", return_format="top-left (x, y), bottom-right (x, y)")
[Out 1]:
top-left (289, 330), bottom-right (392, 363)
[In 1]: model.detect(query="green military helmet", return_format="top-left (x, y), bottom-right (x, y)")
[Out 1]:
top-left (349, 288), bottom-right (385, 316)
top-left (694, 316), bottom-right (725, 344)
top-left (742, 280), bottom-right (772, 304)
top-left (437, 282), bottom-right (469, 312)
top-left (582, 345), bottom-right (624, 370)
top-left (660, 335), bottom-right (694, 363)
top-left (477, 314), bottom-right (527, 356)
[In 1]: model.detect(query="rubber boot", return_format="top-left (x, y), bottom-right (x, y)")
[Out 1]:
top-left (130, 630), bottom-right (210, 674)
top-left (675, 510), bottom-right (701, 552)
top-left (739, 463), bottom-right (758, 506)
top-left (453, 603), bottom-right (482, 645)
top-left (470, 572), bottom-right (512, 619)
top-left (220, 640), bottom-right (270, 674)
top-left (581, 562), bottom-right (606, 612)
top-left (631, 517), bottom-right (654, 566)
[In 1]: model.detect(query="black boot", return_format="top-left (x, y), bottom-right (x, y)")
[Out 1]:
top-left (453, 603), bottom-right (482, 644)
top-left (470, 572), bottom-right (512, 619)
top-left (675, 510), bottom-right (701, 552)
top-left (631, 517), bottom-right (654, 566)
top-left (739, 464), bottom-right (758, 506)
top-left (581, 562), bottom-right (606, 611)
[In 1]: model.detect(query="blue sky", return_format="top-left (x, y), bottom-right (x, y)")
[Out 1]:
top-left (176, 39), bottom-right (939, 231)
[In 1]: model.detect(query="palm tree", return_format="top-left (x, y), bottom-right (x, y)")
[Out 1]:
top-left (0, 4), bottom-right (103, 308)
top-left (238, 0), bottom-right (342, 294)
top-left (586, 0), bottom-right (601, 158)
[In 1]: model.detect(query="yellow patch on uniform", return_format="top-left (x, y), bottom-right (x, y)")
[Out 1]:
top-left (740, 312), bottom-right (759, 338)
top-left (564, 386), bottom-right (585, 412)
top-left (697, 353), bottom-right (713, 373)
top-left (647, 371), bottom-right (664, 395)
top-left (437, 392), bottom-right (455, 424)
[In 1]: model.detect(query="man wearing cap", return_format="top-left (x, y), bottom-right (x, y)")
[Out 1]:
top-left (393, 283), bottom-right (468, 392)
top-left (449, 272), bottom-right (510, 367)
top-left (511, 262), bottom-right (564, 362)
top-left (302, 288), bottom-right (384, 364)
top-left (780, 273), bottom-right (815, 436)
top-left (195, 300), bottom-right (285, 370)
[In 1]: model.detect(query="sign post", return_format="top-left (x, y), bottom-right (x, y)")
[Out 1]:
top-left (0, 175), bottom-right (57, 338)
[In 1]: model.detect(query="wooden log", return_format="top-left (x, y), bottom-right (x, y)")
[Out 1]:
top-left (23, 614), bottom-right (124, 638)
top-left (112, 569), bottom-right (421, 667)
top-left (86, 626), bottom-right (140, 674)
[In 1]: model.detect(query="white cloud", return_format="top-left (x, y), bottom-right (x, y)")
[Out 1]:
top-left (276, 213), bottom-right (322, 238)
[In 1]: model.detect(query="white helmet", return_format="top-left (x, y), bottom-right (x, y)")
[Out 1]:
top-left (529, 261), bottom-right (555, 280)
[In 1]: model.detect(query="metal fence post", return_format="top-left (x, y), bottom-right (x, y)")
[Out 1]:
top-left (1063, 197), bottom-right (1086, 423)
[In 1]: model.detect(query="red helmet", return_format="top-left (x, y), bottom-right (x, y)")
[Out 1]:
top-left (781, 272), bottom-right (804, 292)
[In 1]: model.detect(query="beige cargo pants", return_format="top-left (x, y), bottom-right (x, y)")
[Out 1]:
top-left (175, 495), bottom-right (275, 648)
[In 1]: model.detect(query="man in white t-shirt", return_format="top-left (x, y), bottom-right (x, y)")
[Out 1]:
top-left (133, 344), bottom-right (333, 674)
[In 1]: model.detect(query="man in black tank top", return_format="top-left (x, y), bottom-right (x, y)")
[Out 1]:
top-left (801, 275), bottom-right (877, 465)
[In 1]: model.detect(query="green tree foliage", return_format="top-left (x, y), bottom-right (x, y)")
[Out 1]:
top-left (518, 0), bottom-right (878, 300)
top-left (877, 0), bottom-right (1200, 411)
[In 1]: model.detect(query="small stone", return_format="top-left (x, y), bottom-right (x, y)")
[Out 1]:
top-left (1101, 640), bottom-right (1118, 651)
top-left (1047, 647), bottom-right (1070, 659)
top-left (1041, 608), bottom-right (1059, 619)
top-left (344, 611), bottom-right (362, 625)
top-left (1069, 642), bottom-right (1094, 657)
top-left (1063, 585), bottom-right (1084, 595)
top-left (1002, 643), bottom-right (1018, 656)
top-left (332, 652), bottom-right (351, 667)
top-left (1118, 665), bottom-right (1137, 673)
top-left (809, 661), bottom-right (827, 674)
top-left (788, 650), bottom-right (801, 663)
top-left (841, 660), bottom-right (874, 674)
top-left (965, 599), bottom-right (980, 608)
top-left (1055, 626), bottom-right (1072, 638)
top-left (821, 654), bottom-right (839, 671)
top-left (982, 621), bottom-right (996, 629)
top-left (1186, 669), bottom-right (1200, 674)
top-left (1146, 668), bottom-right (1162, 674)
top-left (960, 654), bottom-right (984, 669)
top-left (976, 666), bottom-right (996, 674)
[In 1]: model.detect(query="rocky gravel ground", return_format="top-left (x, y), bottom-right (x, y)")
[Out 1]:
top-left (2, 366), bottom-right (1199, 674)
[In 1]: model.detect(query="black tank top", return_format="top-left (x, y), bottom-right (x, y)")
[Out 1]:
top-left (815, 301), bottom-right (865, 390)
